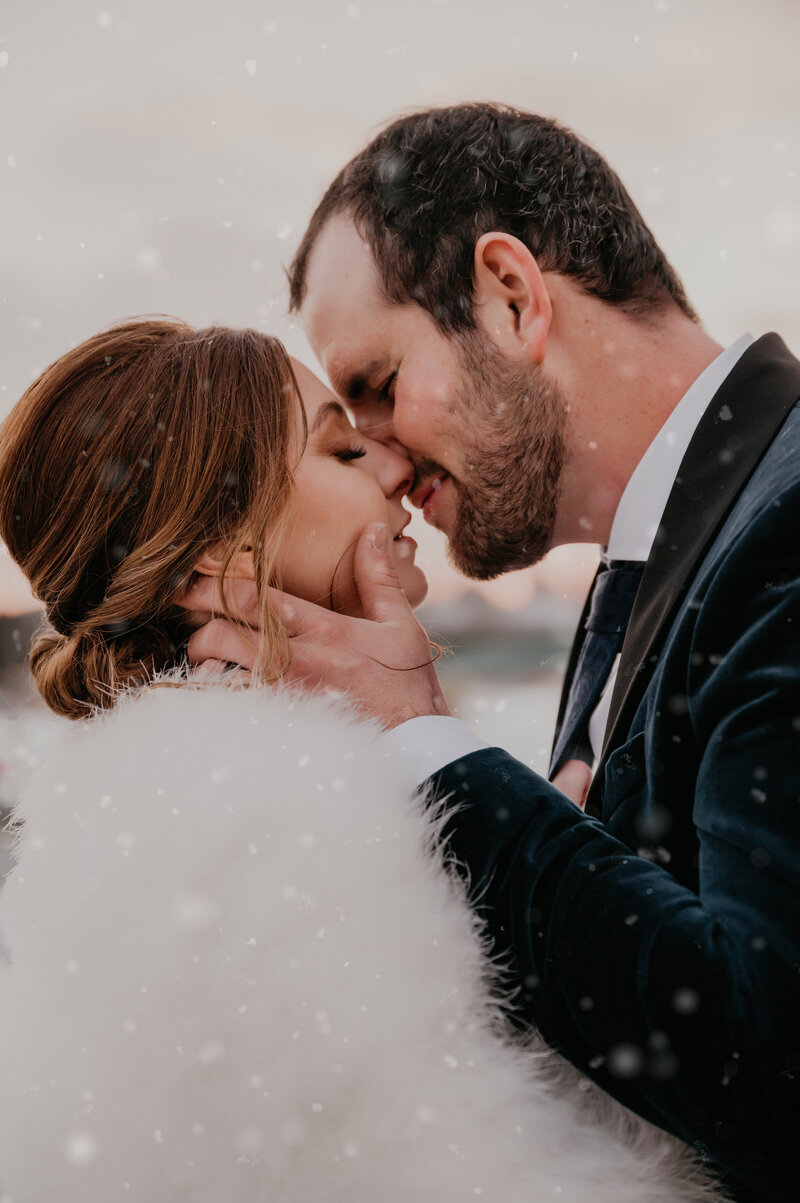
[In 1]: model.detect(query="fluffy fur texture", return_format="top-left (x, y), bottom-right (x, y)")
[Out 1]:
top-left (0, 683), bottom-right (722, 1201)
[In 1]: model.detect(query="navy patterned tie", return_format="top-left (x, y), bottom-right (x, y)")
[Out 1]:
top-left (549, 560), bottom-right (645, 778)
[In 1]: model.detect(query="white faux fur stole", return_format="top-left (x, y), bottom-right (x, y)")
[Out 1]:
top-left (0, 683), bottom-right (720, 1201)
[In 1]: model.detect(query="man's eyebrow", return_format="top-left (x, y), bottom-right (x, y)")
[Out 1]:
top-left (311, 399), bottom-right (350, 434)
top-left (339, 358), bottom-right (389, 402)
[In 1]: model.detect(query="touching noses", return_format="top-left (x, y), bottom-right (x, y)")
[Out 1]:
top-left (366, 437), bottom-right (414, 500)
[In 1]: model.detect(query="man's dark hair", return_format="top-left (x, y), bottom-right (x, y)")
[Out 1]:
top-left (289, 102), bottom-right (696, 331)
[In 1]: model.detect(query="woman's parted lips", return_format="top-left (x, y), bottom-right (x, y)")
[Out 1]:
top-left (392, 513), bottom-right (412, 541)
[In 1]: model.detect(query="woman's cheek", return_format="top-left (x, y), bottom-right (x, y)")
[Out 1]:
top-left (307, 510), bottom-right (363, 613)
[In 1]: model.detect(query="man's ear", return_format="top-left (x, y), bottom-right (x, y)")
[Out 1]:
top-left (194, 548), bottom-right (255, 581)
top-left (472, 232), bottom-right (552, 364)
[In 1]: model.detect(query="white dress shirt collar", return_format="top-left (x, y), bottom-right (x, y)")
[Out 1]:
top-left (605, 334), bottom-right (755, 563)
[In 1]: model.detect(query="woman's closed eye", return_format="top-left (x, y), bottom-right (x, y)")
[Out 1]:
top-left (333, 444), bottom-right (367, 463)
top-left (312, 402), bottom-right (368, 464)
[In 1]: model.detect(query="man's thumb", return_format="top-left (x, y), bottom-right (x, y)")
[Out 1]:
top-left (354, 523), bottom-right (410, 623)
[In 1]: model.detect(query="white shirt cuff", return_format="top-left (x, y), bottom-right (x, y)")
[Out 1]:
top-left (374, 716), bottom-right (489, 795)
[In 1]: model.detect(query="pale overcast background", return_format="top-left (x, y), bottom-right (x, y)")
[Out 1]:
top-left (1, 0), bottom-right (799, 766)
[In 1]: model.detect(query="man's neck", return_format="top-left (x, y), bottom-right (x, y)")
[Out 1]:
top-left (544, 285), bottom-right (724, 548)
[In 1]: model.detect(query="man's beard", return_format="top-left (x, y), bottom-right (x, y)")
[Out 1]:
top-left (439, 335), bottom-right (568, 581)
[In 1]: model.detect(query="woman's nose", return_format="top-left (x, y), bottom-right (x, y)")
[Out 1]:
top-left (366, 438), bottom-right (414, 499)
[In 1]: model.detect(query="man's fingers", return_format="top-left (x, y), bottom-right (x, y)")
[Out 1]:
top-left (187, 618), bottom-right (260, 670)
top-left (176, 575), bottom-right (260, 626)
top-left (191, 657), bottom-right (229, 678)
top-left (179, 571), bottom-right (353, 660)
top-left (264, 586), bottom-right (342, 643)
top-left (191, 658), bottom-right (252, 684)
top-left (353, 523), bottom-right (413, 625)
top-left (176, 575), bottom-right (329, 643)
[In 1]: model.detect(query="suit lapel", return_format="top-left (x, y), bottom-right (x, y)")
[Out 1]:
top-left (593, 333), bottom-right (800, 795)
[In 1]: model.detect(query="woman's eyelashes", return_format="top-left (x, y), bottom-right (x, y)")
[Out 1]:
top-left (316, 409), bottom-right (368, 464)
top-left (333, 443), bottom-right (367, 463)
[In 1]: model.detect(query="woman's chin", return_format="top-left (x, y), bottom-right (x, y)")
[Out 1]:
top-left (401, 566), bottom-right (429, 610)
top-left (331, 561), bottom-right (428, 616)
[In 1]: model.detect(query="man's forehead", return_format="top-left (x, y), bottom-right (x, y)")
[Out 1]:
top-left (301, 215), bottom-right (382, 342)
top-left (300, 215), bottom-right (397, 394)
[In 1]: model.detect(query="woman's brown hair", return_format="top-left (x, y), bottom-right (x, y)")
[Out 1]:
top-left (0, 318), bottom-right (303, 719)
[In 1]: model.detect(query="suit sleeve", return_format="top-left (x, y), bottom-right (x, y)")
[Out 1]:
top-left (426, 498), bottom-right (800, 1202)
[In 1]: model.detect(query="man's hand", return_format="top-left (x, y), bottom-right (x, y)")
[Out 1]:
top-left (178, 523), bottom-right (451, 729)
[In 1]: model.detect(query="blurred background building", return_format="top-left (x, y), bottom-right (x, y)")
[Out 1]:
top-left (1, 0), bottom-right (799, 843)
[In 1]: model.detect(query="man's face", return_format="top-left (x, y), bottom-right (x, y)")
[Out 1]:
top-left (301, 215), bottom-right (568, 580)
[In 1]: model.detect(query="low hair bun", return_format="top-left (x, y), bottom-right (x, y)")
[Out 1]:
top-left (29, 621), bottom-right (178, 721)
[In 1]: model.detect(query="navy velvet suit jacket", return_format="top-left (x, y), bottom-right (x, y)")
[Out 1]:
top-left (428, 335), bottom-right (800, 1203)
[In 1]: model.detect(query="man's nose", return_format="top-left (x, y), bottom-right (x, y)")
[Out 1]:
top-left (358, 416), bottom-right (413, 466)
top-left (353, 403), bottom-right (407, 456)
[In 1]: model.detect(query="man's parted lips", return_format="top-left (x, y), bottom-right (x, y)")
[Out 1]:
top-left (409, 463), bottom-right (451, 510)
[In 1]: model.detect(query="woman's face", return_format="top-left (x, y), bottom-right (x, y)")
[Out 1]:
top-left (273, 361), bottom-right (427, 613)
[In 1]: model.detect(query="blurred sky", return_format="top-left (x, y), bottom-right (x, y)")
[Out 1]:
top-left (2, 0), bottom-right (799, 613)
